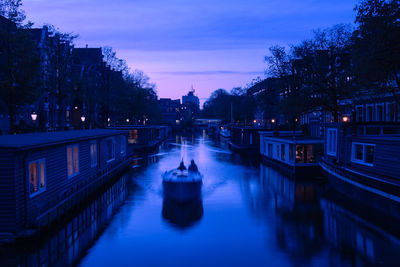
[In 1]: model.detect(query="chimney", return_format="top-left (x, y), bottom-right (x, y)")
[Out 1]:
top-left (86, 44), bottom-right (88, 48)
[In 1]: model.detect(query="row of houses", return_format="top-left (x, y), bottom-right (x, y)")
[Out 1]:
top-left (0, 15), bottom-right (132, 134)
top-left (0, 126), bottom-right (169, 242)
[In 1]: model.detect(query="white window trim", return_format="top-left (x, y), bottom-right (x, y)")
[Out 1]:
top-left (67, 144), bottom-right (80, 178)
top-left (106, 137), bottom-right (115, 163)
top-left (327, 128), bottom-right (337, 156)
top-left (366, 104), bottom-right (374, 122)
top-left (28, 158), bottom-right (46, 197)
top-left (90, 141), bottom-right (98, 168)
top-left (385, 102), bottom-right (395, 122)
top-left (351, 142), bottom-right (375, 167)
top-left (375, 103), bottom-right (384, 122)
top-left (356, 105), bottom-right (364, 122)
top-left (120, 136), bottom-right (126, 156)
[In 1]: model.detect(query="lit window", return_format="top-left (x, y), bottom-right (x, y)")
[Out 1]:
top-left (128, 130), bottom-right (138, 144)
top-left (106, 138), bottom-right (115, 162)
top-left (29, 159), bottom-right (46, 196)
top-left (67, 144), bottom-right (79, 177)
top-left (90, 141), bottom-right (97, 167)
top-left (351, 142), bottom-right (375, 166)
top-left (327, 128), bottom-right (337, 156)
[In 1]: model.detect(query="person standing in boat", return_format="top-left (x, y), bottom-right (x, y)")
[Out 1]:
top-left (188, 159), bottom-right (198, 173)
top-left (177, 160), bottom-right (186, 171)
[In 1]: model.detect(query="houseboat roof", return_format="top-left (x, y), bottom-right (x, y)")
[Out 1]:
top-left (262, 136), bottom-right (324, 144)
top-left (0, 129), bottom-right (126, 150)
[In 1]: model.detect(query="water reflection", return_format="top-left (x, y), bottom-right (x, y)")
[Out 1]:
top-left (0, 175), bottom-right (129, 267)
top-left (162, 198), bottom-right (203, 230)
top-left (3, 134), bottom-right (400, 267)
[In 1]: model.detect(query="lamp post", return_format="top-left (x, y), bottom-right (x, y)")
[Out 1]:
top-left (81, 116), bottom-right (86, 129)
top-left (31, 112), bottom-right (37, 132)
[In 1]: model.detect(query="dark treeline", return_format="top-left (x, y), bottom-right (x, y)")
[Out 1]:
top-left (202, 0), bottom-right (400, 127)
top-left (0, 0), bottom-right (160, 133)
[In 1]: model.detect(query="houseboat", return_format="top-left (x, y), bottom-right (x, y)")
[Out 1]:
top-left (110, 125), bottom-right (170, 152)
top-left (0, 129), bottom-right (131, 242)
top-left (229, 126), bottom-right (269, 154)
top-left (320, 122), bottom-right (400, 218)
top-left (259, 131), bottom-right (324, 177)
top-left (218, 125), bottom-right (230, 140)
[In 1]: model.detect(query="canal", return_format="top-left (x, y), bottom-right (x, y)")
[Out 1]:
top-left (2, 133), bottom-right (400, 267)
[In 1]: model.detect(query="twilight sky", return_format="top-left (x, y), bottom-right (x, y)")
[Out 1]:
top-left (23, 0), bottom-right (356, 106)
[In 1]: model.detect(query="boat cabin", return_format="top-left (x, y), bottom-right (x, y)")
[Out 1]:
top-left (259, 131), bottom-right (323, 177)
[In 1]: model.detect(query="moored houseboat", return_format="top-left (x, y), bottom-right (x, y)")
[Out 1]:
top-left (0, 129), bottom-right (131, 242)
top-left (259, 131), bottom-right (323, 177)
top-left (320, 122), bottom-right (400, 218)
top-left (110, 125), bottom-right (170, 152)
top-left (229, 126), bottom-right (269, 154)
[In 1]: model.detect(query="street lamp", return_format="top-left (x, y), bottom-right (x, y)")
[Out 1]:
top-left (31, 112), bottom-right (37, 122)
top-left (81, 116), bottom-right (86, 129)
top-left (126, 118), bottom-right (130, 123)
top-left (271, 119), bottom-right (275, 124)
top-left (342, 116), bottom-right (349, 122)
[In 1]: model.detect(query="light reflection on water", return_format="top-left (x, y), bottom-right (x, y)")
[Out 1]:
top-left (2, 134), bottom-right (399, 267)
top-left (77, 134), bottom-right (400, 267)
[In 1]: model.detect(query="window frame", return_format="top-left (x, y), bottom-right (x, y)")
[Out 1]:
top-left (356, 105), bottom-right (364, 122)
top-left (351, 142), bottom-right (375, 167)
top-left (28, 158), bottom-right (46, 197)
top-left (375, 103), bottom-right (384, 122)
top-left (90, 141), bottom-right (98, 168)
top-left (106, 137), bottom-right (115, 163)
top-left (366, 104), bottom-right (374, 122)
top-left (120, 135), bottom-right (126, 156)
top-left (327, 128), bottom-right (337, 156)
top-left (67, 144), bottom-right (80, 178)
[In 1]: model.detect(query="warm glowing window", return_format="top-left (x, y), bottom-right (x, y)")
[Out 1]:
top-left (90, 141), bottom-right (97, 167)
top-left (128, 130), bottom-right (138, 144)
top-left (67, 144), bottom-right (79, 177)
top-left (29, 159), bottom-right (46, 196)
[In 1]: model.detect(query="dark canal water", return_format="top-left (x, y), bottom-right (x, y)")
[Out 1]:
top-left (2, 133), bottom-right (400, 267)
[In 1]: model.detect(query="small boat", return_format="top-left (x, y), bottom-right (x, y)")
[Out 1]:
top-left (162, 169), bottom-right (203, 202)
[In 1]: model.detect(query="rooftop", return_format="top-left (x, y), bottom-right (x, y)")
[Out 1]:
top-left (0, 129), bottom-right (126, 150)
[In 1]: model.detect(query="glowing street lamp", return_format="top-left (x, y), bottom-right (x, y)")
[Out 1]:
top-left (342, 116), bottom-right (349, 122)
top-left (81, 116), bottom-right (86, 122)
top-left (271, 118), bottom-right (276, 124)
top-left (126, 118), bottom-right (130, 123)
top-left (31, 112), bottom-right (37, 121)
top-left (107, 117), bottom-right (111, 122)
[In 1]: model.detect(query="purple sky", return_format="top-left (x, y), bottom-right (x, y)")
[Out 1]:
top-left (23, 0), bottom-right (356, 106)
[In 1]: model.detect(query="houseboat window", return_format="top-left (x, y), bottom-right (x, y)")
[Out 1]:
top-left (281, 144), bottom-right (285, 161)
top-left (327, 129), bottom-right (337, 156)
top-left (29, 159), bottom-right (46, 195)
top-left (120, 135), bottom-right (126, 155)
top-left (268, 144), bottom-right (273, 157)
top-left (356, 106), bottom-right (363, 122)
top-left (351, 142), bottom-right (375, 166)
top-left (67, 144), bottom-right (79, 177)
top-left (276, 144), bottom-right (280, 159)
top-left (90, 141), bottom-right (97, 167)
top-left (366, 105), bottom-right (374, 122)
top-left (386, 103), bottom-right (395, 122)
top-left (376, 104), bottom-right (384, 122)
top-left (289, 144), bottom-right (294, 161)
top-left (296, 145), bottom-right (304, 163)
top-left (106, 138), bottom-right (115, 162)
top-left (128, 130), bottom-right (138, 144)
